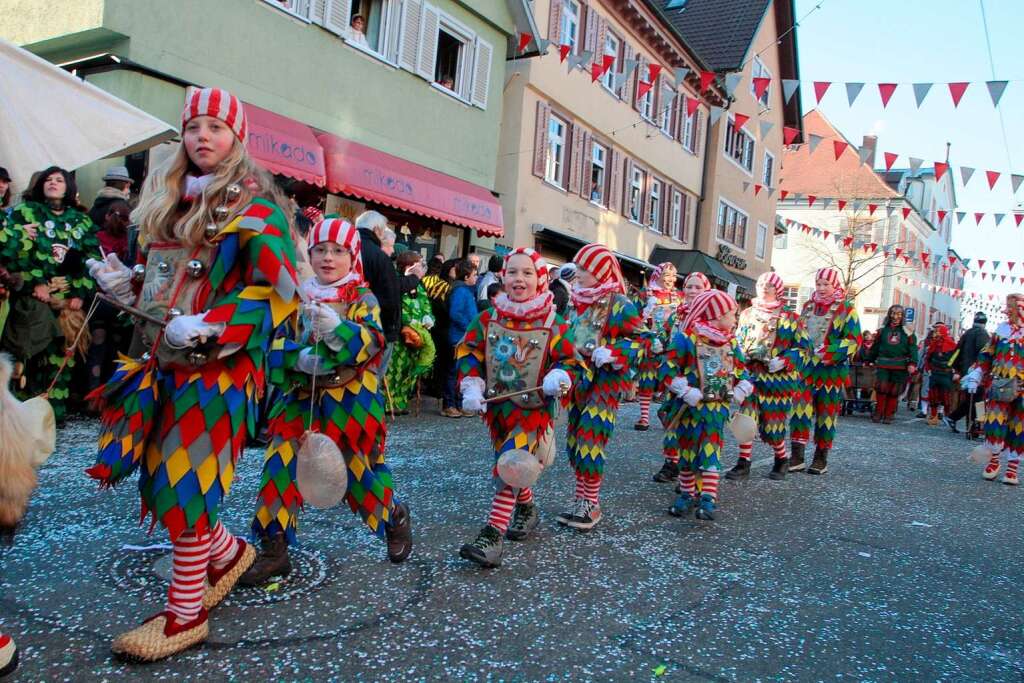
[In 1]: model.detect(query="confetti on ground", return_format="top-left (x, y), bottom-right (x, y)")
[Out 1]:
top-left (653, 663), bottom-right (667, 676)
top-left (910, 521), bottom-right (934, 527)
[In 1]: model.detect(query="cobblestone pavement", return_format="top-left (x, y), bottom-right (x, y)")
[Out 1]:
top-left (2, 401), bottom-right (1022, 681)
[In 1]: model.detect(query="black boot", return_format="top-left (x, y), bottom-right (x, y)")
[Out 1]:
top-left (725, 458), bottom-right (751, 481)
top-left (807, 447), bottom-right (829, 475)
top-left (385, 502), bottom-right (413, 563)
top-left (789, 442), bottom-right (807, 472)
top-left (652, 459), bottom-right (679, 483)
top-left (239, 533), bottom-right (291, 586)
top-left (769, 457), bottom-right (788, 480)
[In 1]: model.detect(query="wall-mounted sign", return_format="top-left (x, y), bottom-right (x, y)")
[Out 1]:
top-left (716, 244), bottom-right (748, 271)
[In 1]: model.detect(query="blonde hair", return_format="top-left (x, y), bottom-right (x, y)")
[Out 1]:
top-left (132, 138), bottom-right (291, 246)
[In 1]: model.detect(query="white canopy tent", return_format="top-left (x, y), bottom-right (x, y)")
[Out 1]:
top-left (0, 37), bottom-right (176, 194)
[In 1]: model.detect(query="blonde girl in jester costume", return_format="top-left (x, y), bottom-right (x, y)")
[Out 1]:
top-left (726, 272), bottom-right (811, 482)
top-left (661, 290), bottom-right (753, 520)
top-left (961, 293), bottom-right (1024, 485)
top-left (559, 244), bottom-right (644, 531)
top-left (455, 248), bottom-right (584, 567)
top-left (85, 88), bottom-right (301, 660)
top-left (651, 271), bottom-right (710, 484)
top-left (241, 218), bottom-right (413, 585)
top-left (788, 267), bottom-right (861, 475)
top-left (634, 262), bottom-right (681, 432)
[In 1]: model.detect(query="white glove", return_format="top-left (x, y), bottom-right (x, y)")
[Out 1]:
top-left (542, 368), bottom-right (571, 397)
top-left (422, 314), bottom-right (435, 330)
top-left (650, 338), bottom-right (664, 355)
top-left (669, 377), bottom-right (690, 396)
top-left (296, 348), bottom-right (332, 375)
top-left (733, 379), bottom-right (754, 403)
top-left (961, 367), bottom-right (982, 392)
top-left (307, 302), bottom-right (341, 338)
top-left (682, 387), bottom-right (702, 407)
top-left (460, 376), bottom-right (486, 413)
top-left (768, 357), bottom-right (787, 373)
top-left (164, 314), bottom-right (225, 349)
top-left (87, 253), bottom-right (133, 304)
top-left (591, 345), bottom-right (614, 368)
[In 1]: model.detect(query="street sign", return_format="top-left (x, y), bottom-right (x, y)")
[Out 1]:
top-left (904, 307), bottom-right (916, 323)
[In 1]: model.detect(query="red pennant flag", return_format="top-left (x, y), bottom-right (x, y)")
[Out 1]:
top-left (948, 82), bottom-right (969, 107)
top-left (868, 204), bottom-right (878, 216)
top-left (780, 190), bottom-right (789, 200)
top-left (982, 273), bottom-right (988, 281)
top-left (648, 63), bottom-right (663, 84)
top-left (833, 140), bottom-right (848, 160)
top-left (878, 83), bottom-right (898, 107)
top-left (902, 207), bottom-right (911, 220)
top-left (1008, 262), bottom-right (1016, 271)
top-left (754, 184), bottom-right (763, 196)
top-left (947, 255), bottom-right (957, 265)
top-left (733, 113), bottom-right (750, 130)
top-left (978, 259), bottom-right (986, 268)
top-left (807, 195), bottom-right (817, 207)
top-left (559, 44), bottom-right (571, 62)
top-left (685, 95), bottom-right (700, 117)
top-left (837, 200), bottom-right (847, 212)
top-left (1002, 275), bottom-right (1007, 283)
top-left (843, 236), bottom-right (854, 247)
top-left (699, 71), bottom-right (715, 92)
top-left (974, 212), bottom-right (985, 225)
top-left (590, 61), bottom-right (604, 82)
top-left (934, 161), bottom-right (949, 181)
top-left (986, 170), bottom-right (1001, 189)
top-left (883, 249), bottom-right (891, 258)
top-left (937, 210), bottom-right (947, 223)
top-left (752, 77), bottom-right (771, 101)
top-left (883, 152), bottom-right (898, 171)
top-left (1016, 213), bottom-right (1024, 227)
top-left (783, 126), bottom-right (800, 145)
top-left (636, 80), bottom-right (654, 101)
top-left (868, 242), bottom-right (878, 253)
top-left (813, 81), bottom-right (831, 103)
top-left (517, 32), bottom-right (532, 53)
top-left (895, 247), bottom-right (904, 258)
top-left (822, 230), bottom-right (831, 239)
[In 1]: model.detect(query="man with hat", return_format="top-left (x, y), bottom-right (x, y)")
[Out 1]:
top-left (944, 311), bottom-right (991, 432)
top-left (88, 165), bottom-right (133, 225)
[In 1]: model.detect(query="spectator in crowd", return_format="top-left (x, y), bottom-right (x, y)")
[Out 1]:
top-left (87, 165), bottom-right (132, 226)
top-left (443, 259), bottom-right (478, 417)
top-left (381, 227), bottom-right (396, 257)
top-left (549, 262), bottom-right (575, 317)
top-left (476, 254), bottom-right (502, 309)
top-left (485, 281), bottom-right (500, 309)
top-left (468, 252), bottom-right (481, 273)
top-left (84, 199), bottom-right (132, 391)
top-left (0, 166), bottom-right (11, 211)
top-left (348, 15), bottom-right (369, 46)
top-left (438, 76), bottom-right (456, 91)
top-left (422, 255), bottom-right (454, 399)
top-left (386, 250), bottom-right (437, 415)
top-left (944, 311), bottom-right (991, 432)
top-left (355, 210), bottom-right (402, 373)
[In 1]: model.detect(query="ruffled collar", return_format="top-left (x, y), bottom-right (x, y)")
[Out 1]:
top-left (183, 174), bottom-right (214, 202)
top-left (571, 280), bottom-right (621, 307)
top-left (493, 291), bottom-right (554, 322)
top-left (693, 322), bottom-right (733, 347)
top-left (301, 273), bottom-right (361, 302)
top-left (752, 297), bottom-right (783, 313)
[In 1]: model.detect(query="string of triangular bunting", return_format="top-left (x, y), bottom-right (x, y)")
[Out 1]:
top-left (808, 80), bottom-right (1014, 109)
top-left (896, 275), bottom-right (1018, 308)
top-left (773, 190), bottom-right (1024, 228)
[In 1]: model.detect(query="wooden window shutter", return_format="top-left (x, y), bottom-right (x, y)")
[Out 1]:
top-left (416, 3), bottom-right (441, 81)
top-left (568, 123), bottom-right (584, 194)
top-left (624, 45), bottom-right (637, 106)
top-left (621, 157), bottom-right (633, 217)
top-left (323, 0), bottom-right (352, 34)
top-left (595, 18), bottom-right (608, 66)
top-left (608, 148), bottom-right (623, 213)
top-left (533, 101), bottom-right (551, 179)
top-left (548, 0), bottom-right (563, 46)
top-left (470, 37), bottom-right (493, 109)
top-left (398, 0), bottom-right (423, 73)
top-left (694, 110), bottom-right (704, 157)
top-left (672, 87), bottom-right (682, 141)
top-left (583, 1), bottom-right (598, 53)
top-left (632, 55), bottom-right (645, 112)
top-left (580, 132), bottom-right (593, 199)
top-left (310, 0), bottom-right (327, 25)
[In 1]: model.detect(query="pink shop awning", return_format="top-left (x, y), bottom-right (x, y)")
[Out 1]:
top-left (316, 132), bottom-right (504, 237)
top-left (244, 103), bottom-right (326, 187)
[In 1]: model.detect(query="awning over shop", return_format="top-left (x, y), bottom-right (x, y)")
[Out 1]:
top-left (532, 226), bottom-right (654, 272)
top-left (244, 103), bottom-right (326, 187)
top-left (317, 132), bottom-right (504, 238)
top-left (648, 247), bottom-right (756, 296)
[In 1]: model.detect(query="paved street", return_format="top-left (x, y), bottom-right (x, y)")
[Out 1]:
top-left (2, 401), bottom-right (1023, 681)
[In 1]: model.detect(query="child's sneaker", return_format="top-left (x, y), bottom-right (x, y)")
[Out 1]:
top-left (505, 503), bottom-right (539, 541)
top-left (668, 492), bottom-right (695, 517)
top-left (695, 494), bottom-right (716, 521)
top-left (983, 453), bottom-right (1001, 481)
top-left (459, 526), bottom-right (504, 568)
top-left (1002, 460), bottom-right (1020, 486)
top-left (565, 500), bottom-right (602, 531)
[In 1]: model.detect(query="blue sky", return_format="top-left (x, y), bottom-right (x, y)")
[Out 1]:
top-left (791, 0), bottom-right (1023, 312)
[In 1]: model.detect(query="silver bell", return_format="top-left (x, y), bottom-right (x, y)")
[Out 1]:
top-left (140, 352), bottom-right (152, 362)
top-left (185, 259), bottom-right (205, 278)
top-left (157, 261), bottom-right (171, 274)
top-left (188, 351), bottom-right (208, 367)
top-left (584, 341), bottom-right (596, 352)
top-left (205, 223), bottom-right (219, 240)
top-left (213, 205), bottom-right (230, 220)
top-left (598, 298), bottom-right (608, 306)
top-left (520, 393), bottom-right (531, 401)
top-left (166, 307), bottom-right (183, 318)
top-left (528, 338), bottom-right (540, 348)
top-left (225, 183), bottom-right (242, 202)
top-left (131, 264), bottom-right (146, 283)
top-left (486, 388), bottom-right (497, 397)
top-left (487, 333), bottom-right (499, 343)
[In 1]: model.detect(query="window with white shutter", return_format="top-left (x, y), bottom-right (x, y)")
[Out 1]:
top-left (310, 0), bottom-right (326, 24)
top-left (262, 0), bottom-right (312, 20)
top-left (398, 0), bottom-right (422, 72)
top-left (417, 3), bottom-right (440, 80)
top-left (470, 37), bottom-right (492, 109)
top-left (323, 0), bottom-right (352, 33)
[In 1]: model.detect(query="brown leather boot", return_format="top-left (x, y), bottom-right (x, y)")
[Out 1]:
top-left (808, 447), bottom-right (829, 475)
top-left (789, 442), bottom-right (807, 472)
top-left (238, 533), bottom-right (291, 586)
top-left (385, 502), bottom-right (413, 563)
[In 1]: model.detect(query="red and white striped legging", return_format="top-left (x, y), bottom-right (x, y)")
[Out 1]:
top-left (166, 522), bottom-right (239, 622)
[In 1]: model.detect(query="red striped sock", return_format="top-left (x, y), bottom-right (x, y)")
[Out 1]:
top-left (487, 486), bottom-right (517, 533)
top-left (574, 471), bottom-right (586, 500)
top-left (582, 475), bottom-right (601, 504)
top-left (738, 443), bottom-right (753, 462)
top-left (638, 392), bottom-right (652, 424)
top-left (677, 469), bottom-right (696, 496)
top-left (1007, 459), bottom-right (1020, 477)
top-left (207, 522), bottom-right (239, 570)
top-left (166, 531), bottom-right (211, 623)
top-left (517, 487), bottom-right (534, 504)
top-left (771, 442), bottom-right (788, 459)
top-left (701, 471), bottom-right (720, 501)
top-left (792, 437), bottom-right (808, 445)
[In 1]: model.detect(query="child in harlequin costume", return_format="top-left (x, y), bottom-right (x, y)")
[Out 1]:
top-left (865, 305), bottom-right (917, 424)
top-left (455, 248), bottom-right (584, 567)
top-left (923, 323), bottom-right (956, 426)
top-left (634, 262), bottom-right (681, 432)
top-left (788, 267), bottom-right (861, 475)
top-left (241, 218), bottom-right (413, 584)
top-left (385, 251), bottom-right (436, 414)
top-left (559, 244), bottom-right (644, 530)
top-left (85, 88), bottom-right (301, 660)
top-left (652, 271), bottom-right (710, 483)
top-left (961, 294), bottom-right (1024, 485)
top-left (726, 272), bottom-right (810, 482)
top-left (661, 290), bottom-right (753, 520)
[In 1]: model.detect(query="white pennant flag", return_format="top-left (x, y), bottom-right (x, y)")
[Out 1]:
top-left (821, 198), bottom-right (832, 211)
top-left (908, 157), bottom-right (924, 174)
top-left (1011, 174), bottom-right (1024, 194)
top-left (613, 71), bottom-right (630, 90)
top-left (994, 213), bottom-right (1006, 226)
top-left (808, 134), bottom-right (823, 154)
top-left (912, 83), bottom-right (933, 108)
top-left (960, 166), bottom-right (975, 186)
top-left (846, 82), bottom-right (865, 106)
top-left (782, 79), bottom-right (800, 105)
top-left (743, 181), bottom-right (751, 193)
top-left (724, 72), bottom-right (743, 97)
top-left (759, 120), bottom-right (774, 140)
top-left (673, 67), bottom-right (690, 89)
top-left (986, 80), bottom-right (1009, 107)
top-left (956, 211), bottom-right (966, 223)
top-left (852, 200), bottom-right (864, 212)
top-left (709, 106), bottom-right (725, 126)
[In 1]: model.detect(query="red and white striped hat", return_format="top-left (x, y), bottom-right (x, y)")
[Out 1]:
top-left (502, 247), bottom-right (550, 295)
top-left (815, 267), bottom-right (842, 289)
top-left (573, 244), bottom-right (626, 293)
top-left (682, 290), bottom-right (738, 331)
top-left (683, 271), bottom-right (711, 291)
top-left (182, 87), bottom-right (248, 142)
top-left (308, 218), bottom-right (363, 281)
top-left (756, 271), bottom-right (784, 297)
